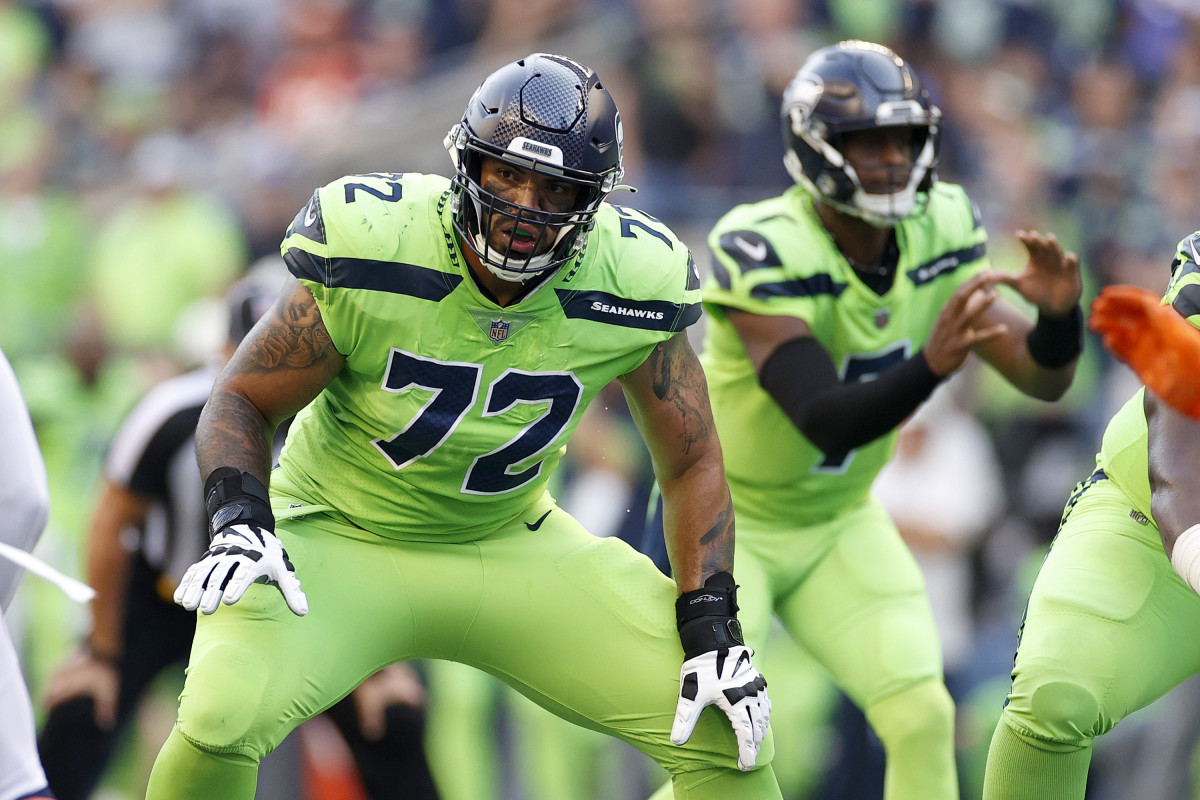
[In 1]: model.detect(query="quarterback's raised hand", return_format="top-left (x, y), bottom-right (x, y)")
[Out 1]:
top-left (994, 230), bottom-right (1083, 317)
top-left (671, 572), bottom-right (771, 771)
top-left (174, 466), bottom-right (308, 616)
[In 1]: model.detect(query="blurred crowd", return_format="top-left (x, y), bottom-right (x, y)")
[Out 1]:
top-left (3, 0), bottom-right (1200, 798)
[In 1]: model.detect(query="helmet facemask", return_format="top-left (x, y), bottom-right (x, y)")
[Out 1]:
top-left (781, 42), bottom-right (942, 228)
top-left (444, 53), bottom-right (625, 283)
top-left (447, 124), bottom-right (618, 282)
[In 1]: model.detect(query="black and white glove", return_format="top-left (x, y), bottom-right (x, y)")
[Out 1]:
top-left (671, 572), bottom-right (770, 771)
top-left (174, 467), bottom-right (308, 617)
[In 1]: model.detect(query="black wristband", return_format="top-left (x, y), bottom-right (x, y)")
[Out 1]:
top-left (1026, 304), bottom-right (1083, 369)
top-left (203, 466), bottom-right (275, 538)
top-left (676, 572), bottom-right (746, 659)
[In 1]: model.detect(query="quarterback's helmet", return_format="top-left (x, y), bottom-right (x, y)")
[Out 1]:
top-left (445, 53), bottom-right (625, 282)
top-left (781, 40), bottom-right (941, 227)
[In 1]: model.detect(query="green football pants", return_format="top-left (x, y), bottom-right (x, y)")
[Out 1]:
top-left (735, 497), bottom-right (958, 800)
top-left (145, 492), bottom-right (780, 800)
top-left (983, 474), bottom-right (1200, 800)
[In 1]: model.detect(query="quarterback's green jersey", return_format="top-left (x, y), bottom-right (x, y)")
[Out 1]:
top-left (1097, 232), bottom-right (1200, 522)
top-left (702, 183), bottom-right (989, 526)
top-left (274, 172), bottom-right (700, 541)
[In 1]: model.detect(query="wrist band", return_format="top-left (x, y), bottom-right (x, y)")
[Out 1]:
top-left (676, 572), bottom-right (745, 658)
top-left (1027, 304), bottom-right (1083, 369)
top-left (204, 467), bottom-right (275, 538)
top-left (1170, 524), bottom-right (1200, 595)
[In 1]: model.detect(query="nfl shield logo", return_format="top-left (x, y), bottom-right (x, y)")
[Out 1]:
top-left (489, 319), bottom-right (510, 343)
top-left (874, 308), bottom-right (890, 328)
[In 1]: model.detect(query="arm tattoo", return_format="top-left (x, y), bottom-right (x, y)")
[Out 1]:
top-left (648, 336), bottom-right (713, 455)
top-left (700, 496), bottom-right (735, 576)
top-left (245, 293), bottom-right (337, 372)
top-left (195, 392), bottom-right (273, 478)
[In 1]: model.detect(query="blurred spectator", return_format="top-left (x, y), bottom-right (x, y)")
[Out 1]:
top-left (83, 132), bottom-right (247, 365)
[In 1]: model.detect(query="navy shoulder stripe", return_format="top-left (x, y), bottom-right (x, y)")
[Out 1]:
top-left (557, 290), bottom-right (700, 332)
top-left (907, 242), bottom-right (986, 287)
top-left (284, 246), bottom-right (328, 284)
top-left (749, 273), bottom-right (848, 301)
top-left (328, 258), bottom-right (461, 301)
top-left (286, 249), bottom-right (462, 301)
top-left (1173, 282), bottom-right (1200, 320)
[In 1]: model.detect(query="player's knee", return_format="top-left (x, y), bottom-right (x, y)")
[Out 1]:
top-left (175, 642), bottom-right (275, 756)
top-left (867, 678), bottom-right (955, 751)
top-left (1002, 677), bottom-right (1102, 745)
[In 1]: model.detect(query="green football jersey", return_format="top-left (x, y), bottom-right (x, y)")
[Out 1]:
top-left (273, 172), bottom-right (700, 541)
top-left (702, 183), bottom-right (989, 526)
top-left (1097, 231), bottom-right (1200, 522)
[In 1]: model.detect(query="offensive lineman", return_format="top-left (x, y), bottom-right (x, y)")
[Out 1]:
top-left (661, 40), bottom-right (1082, 800)
top-left (145, 53), bottom-right (776, 800)
top-left (982, 231), bottom-right (1200, 799)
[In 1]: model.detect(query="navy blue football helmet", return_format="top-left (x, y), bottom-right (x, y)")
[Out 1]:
top-left (781, 40), bottom-right (941, 227)
top-left (445, 53), bottom-right (625, 281)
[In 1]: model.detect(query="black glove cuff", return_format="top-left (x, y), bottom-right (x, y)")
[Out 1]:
top-left (1027, 304), bottom-right (1083, 369)
top-left (676, 572), bottom-right (745, 659)
top-left (204, 466), bottom-right (275, 539)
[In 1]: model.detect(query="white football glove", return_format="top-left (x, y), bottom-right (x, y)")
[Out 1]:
top-left (174, 524), bottom-right (308, 616)
top-left (672, 644), bottom-right (771, 771)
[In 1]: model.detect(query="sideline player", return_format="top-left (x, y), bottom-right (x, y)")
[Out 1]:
top-left (982, 230), bottom-right (1200, 799)
top-left (646, 40), bottom-right (1081, 800)
top-left (145, 53), bottom-right (775, 800)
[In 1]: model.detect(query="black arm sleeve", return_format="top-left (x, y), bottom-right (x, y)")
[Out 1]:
top-left (758, 337), bottom-right (943, 455)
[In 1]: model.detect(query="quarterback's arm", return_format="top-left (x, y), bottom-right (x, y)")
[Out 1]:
top-left (618, 331), bottom-right (732, 593)
top-left (972, 230), bottom-right (1082, 401)
top-left (728, 309), bottom-right (942, 455)
top-left (196, 277), bottom-right (345, 482)
top-left (1147, 390), bottom-right (1200, 593)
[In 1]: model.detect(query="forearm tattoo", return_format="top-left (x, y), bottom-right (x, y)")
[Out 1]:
top-left (647, 335), bottom-right (714, 455)
top-left (700, 495), bottom-right (736, 576)
top-left (196, 391), bottom-right (273, 477)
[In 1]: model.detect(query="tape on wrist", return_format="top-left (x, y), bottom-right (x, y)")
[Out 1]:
top-left (1170, 524), bottom-right (1200, 595)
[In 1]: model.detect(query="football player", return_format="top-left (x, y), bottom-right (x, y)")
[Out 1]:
top-left (982, 231), bottom-right (1200, 799)
top-left (145, 53), bottom-right (776, 800)
top-left (648, 40), bottom-right (1082, 800)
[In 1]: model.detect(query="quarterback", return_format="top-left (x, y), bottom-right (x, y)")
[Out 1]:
top-left (983, 231), bottom-right (1200, 799)
top-left (145, 53), bottom-right (776, 799)
top-left (680, 41), bottom-right (1081, 800)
